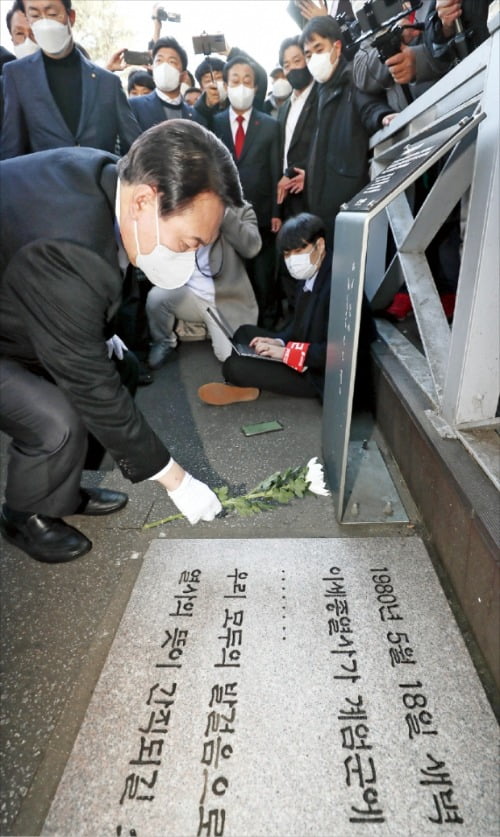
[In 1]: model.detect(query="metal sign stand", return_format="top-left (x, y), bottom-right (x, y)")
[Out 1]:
top-left (322, 113), bottom-right (483, 523)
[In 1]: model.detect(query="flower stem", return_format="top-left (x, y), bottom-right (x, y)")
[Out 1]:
top-left (143, 488), bottom-right (277, 530)
top-left (143, 512), bottom-right (184, 529)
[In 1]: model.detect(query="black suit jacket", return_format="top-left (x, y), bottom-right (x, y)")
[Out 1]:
top-left (276, 251), bottom-right (332, 393)
top-left (278, 249), bottom-right (375, 400)
top-left (277, 82), bottom-right (318, 216)
top-left (0, 148), bottom-right (170, 482)
top-left (278, 82), bottom-right (318, 174)
top-left (212, 108), bottom-right (281, 227)
top-left (0, 49), bottom-right (141, 159)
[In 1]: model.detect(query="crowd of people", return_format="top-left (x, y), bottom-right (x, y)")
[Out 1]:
top-left (0, 0), bottom-right (492, 563)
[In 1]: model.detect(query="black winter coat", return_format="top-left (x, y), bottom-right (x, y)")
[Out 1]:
top-left (305, 57), bottom-right (391, 244)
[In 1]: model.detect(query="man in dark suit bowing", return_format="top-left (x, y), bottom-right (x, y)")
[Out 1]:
top-left (211, 56), bottom-right (282, 329)
top-left (1, 0), bottom-right (141, 159)
top-left (0, 120), bottom-right (243, 563)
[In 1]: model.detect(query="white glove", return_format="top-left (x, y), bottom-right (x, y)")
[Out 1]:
top-left (168, 472), bottom-right (222, 524)
top-left (106, 334), bottom-right (128, 360)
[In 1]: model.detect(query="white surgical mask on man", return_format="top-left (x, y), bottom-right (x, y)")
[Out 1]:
top-left (153, 62), bottom-right (181, 92)
top-left (272, 78), bottom-right (292, 99)
top-left (31, 18), bottom-right (72, 55)
top-left (227, 84), bottom-right (255, 111)
top-left (307, 49), bottom-right (339, 84)
top-left (13, 37), bottom-right (41, 59)
top-left (133, 196), bottom-right (196, 289)
top-left (285, 244), bottom-right (320, 281)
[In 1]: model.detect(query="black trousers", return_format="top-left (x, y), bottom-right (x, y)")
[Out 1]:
top-left (245, 228), bottom-right (279, 328)
top-left (222, 325), bottom-right (320, 399)
top-left (0, 352), bottom-right (138, 516)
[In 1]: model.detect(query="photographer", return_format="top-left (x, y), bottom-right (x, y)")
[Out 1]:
top-left (353, 1), bottom-right (447, 115)
top-left (149, 3), bottom-right (181, 48)
top-left (193, 56), bottom-right (228, 118)
top-left (424, 1), bottom-right (492, 68)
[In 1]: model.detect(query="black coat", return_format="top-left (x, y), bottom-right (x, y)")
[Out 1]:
top-left (424, 0), bottom-right (492, 65)
top-left (0, 148), bottom-right (170, 483)
top-left (277, 82), bottom-right (318, 217)
top-left (276, 250), bottom-right (333, 394)
top-left (212, 108), bottom-right (281, 227)
top-left (278, 82), bottom-right (318, 173)
top-left (305, 57), bottom-right (391, 243)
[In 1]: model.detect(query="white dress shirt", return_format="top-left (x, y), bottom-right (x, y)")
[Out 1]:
top-left (186, 243), bottom-right (215, 303)
top-left (229, 107), bottom-right (252, 143)
top-left (283, 81), bottom-right (314, 172)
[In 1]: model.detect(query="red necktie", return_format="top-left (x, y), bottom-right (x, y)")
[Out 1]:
top-left (234, 114), bottom-right (245, 160)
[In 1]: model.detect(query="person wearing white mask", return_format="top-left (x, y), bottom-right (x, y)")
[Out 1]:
top-left (0, 120), bottom-right (244, 563)
top-left (194, 56), bottom-right (227, 108)
top-left (198, 213), bottom-right (333, 405)
top-left (129, 37), bottom-right (207, 132)
top-left (6, 4), bottom-right (40, 59)
top-left (0, 0), bottom-right (141, 159)
top-left (263, 67), bottom-right (292, 117)
top-left (199, 211), bottom-right (376, 407)
top-left (212, 56), bottom-right (282, 329)
top-left (282, 16), bottom-right (392, 249)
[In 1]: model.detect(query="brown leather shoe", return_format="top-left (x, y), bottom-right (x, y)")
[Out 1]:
top-left (198, 383), bottom-right (260, 406)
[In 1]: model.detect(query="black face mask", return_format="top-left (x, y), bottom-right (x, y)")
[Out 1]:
top-left (286, 66), bottom-right (312, 90)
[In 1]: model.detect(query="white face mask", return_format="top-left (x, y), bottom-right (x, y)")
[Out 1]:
top-left (180, 81), bottom-right (190, 97)
top-left (285, 245), bottom-right (319, 281)
top-left (216, 80), bottom-right (228, 102)
top-left (134, 198), bottom-right (196, 289)
top-left (307, 49), bottom-right (339, 84)
top-left (227, 84), bottom-right (255, 111)
top-left (31, 18), bottom-right (72, 55)
top-left (153, 62), bottom-right (181, 92)
top-left (272, 78), bottom-right (292, 99)
top-left (13, 37), bottom-right (41, 59)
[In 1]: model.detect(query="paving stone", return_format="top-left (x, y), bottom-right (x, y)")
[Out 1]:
top-left (42, 538), bottom-right (499, 837)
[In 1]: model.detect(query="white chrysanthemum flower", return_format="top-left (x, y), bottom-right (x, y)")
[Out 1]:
top-left (306, 457), bottom-right (331, 496)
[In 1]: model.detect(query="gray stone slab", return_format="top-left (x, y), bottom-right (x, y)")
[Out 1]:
top-left (42, 538), bottom-right (499, 837)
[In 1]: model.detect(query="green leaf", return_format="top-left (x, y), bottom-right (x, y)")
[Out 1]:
top-left (215, 485), bottom-right (230, 501)
top-left (253, 472), bottom-right (280, 492)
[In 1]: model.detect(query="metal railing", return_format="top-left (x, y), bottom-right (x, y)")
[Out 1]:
top-left (365, 14), bottom-right (499, 482)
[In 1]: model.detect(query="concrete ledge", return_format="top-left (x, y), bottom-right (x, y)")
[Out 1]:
top-left (371, 340), bottom-right (500, 692)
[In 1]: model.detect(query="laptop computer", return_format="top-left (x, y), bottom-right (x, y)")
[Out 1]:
top-left (207, 308), bottom-right (281, 362)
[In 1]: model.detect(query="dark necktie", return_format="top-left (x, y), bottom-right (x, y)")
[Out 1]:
top-left (234, 114), bottom-right (245, 159)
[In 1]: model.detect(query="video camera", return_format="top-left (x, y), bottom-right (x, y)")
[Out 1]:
top-left (156, 6), bottom-right (181, 23)
top-left (353, 0), bottom-right (423, 63)
top-left (334, 12), bottom-right (362, 59)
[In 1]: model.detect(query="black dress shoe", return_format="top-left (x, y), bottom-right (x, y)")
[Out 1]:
top-left (138, 361), bottom-right (153, 386)
top-left (75, 487), bottom-right (128, 516)
top-left (0, 509), bottom-right (91, 563)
